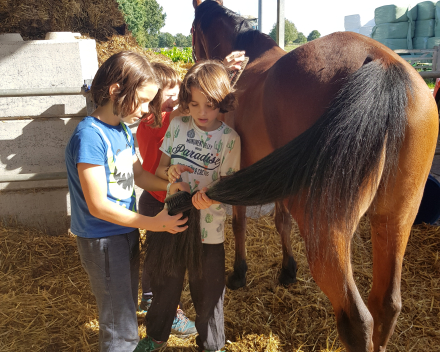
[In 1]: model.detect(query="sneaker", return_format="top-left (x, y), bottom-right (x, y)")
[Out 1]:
top-left (138, 297), bottom-right (152, 313)
top-left (171, 307), bottom-right (197, 337)
top-left (133, 336), bottom-right (166, 352)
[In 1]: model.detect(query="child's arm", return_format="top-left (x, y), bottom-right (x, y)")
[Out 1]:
top-left (156, 152), bottom-right (194, 183)
top-left (132, 154), bottom-right (190, 193)
top-left (78, 163), bottom-right (188, 233)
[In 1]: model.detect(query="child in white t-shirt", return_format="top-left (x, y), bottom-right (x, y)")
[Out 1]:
top-left (134, 60), bottom-right (240, 352)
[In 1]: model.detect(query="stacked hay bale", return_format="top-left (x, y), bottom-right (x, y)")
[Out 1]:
top-left (344, 14), bottom-right (361, 33)
top-left (429, 2), bottom-right (440, 48)
top-left (412, 1), bottom-right (436, 49)
top-left (372, 4), bottom-right (417, 50)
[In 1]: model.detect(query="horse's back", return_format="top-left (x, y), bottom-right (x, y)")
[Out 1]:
top-left (262, 31), bottom-right (435, 149)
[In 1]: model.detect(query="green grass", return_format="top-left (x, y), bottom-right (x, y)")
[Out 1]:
top-left (424, 78), bottom-right (436, 89)
top-left (284, 43), bottom-right (304, 52)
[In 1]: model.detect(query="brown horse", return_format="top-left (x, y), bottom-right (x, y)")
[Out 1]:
top-left (190, 1), bottom-right (439, 351)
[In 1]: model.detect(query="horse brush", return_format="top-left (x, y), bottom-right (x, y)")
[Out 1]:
top-left (229, 56), bottom-right (249, 88)
top-left (165, 191), bottom-right (194, 216)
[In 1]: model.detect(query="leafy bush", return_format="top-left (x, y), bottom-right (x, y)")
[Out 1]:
top-left (159, 47), bottom-right (194, 63)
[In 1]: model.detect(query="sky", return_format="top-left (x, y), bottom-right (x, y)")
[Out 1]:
top-left (156, 0), bottom-right (418, 37)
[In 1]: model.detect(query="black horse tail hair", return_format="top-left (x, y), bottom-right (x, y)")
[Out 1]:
top-left (206, 59), bottom-right (412, 237)
top-left (147, 59), bottom-right (413, 278)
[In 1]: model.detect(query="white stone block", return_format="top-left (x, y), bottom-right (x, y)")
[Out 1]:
top-left (0, 33), bottom-right (23, 42)
top-left (0, 39), bottom-right (98, 117)
top-left (0, 117), bottom-right (82, 176)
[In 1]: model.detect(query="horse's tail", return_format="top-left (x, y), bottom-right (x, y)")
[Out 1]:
top-left (207, 59), bottom-right (413, 234)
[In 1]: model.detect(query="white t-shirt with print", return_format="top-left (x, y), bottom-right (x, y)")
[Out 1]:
top-left (160, 116), bottom-right (241, 244)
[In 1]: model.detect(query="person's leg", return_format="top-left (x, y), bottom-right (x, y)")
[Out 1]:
top-left (143, 231), bottom-right (185, 341)
top-left (138, 191), bottom-right (196, 337)
top-left (76, 229), bottom-right (140, 352)
top-left (189, 243), bottom-right (226, 352)
top-left (138, 191), bottom-right (164, 308)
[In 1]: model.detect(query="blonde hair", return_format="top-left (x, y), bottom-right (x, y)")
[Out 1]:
top-left (179, 60), bottom-right (235, 114)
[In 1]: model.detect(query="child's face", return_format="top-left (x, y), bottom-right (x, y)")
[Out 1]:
top-left (122, 83), bottom-right (159, 125)
top-left (161, 84), bottom-right (179, 112)
top-left (188, 87), bottom-right (221, 132)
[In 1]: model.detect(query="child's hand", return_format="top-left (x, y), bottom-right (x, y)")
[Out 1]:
top-left (168, 164), bottom-right (194, 183)
top-left (169, 181), bottom-right (190, 195)
top-left (192, 187), bottom-right (214, 209)
top-left (153, 209), bottom-right (188, 234)
top-left (223, 51), bottom-right (246, 71)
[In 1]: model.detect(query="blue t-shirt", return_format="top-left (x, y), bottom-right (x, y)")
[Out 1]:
top-left (65, 116), bottom-right (137, 238)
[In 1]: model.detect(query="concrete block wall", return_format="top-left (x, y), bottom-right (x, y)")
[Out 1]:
top-left (0, 33), bottom-right (99, 234)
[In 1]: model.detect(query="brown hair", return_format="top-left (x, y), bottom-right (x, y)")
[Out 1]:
top-left (148, 62), bottom-right (182, 128)
top-left (90, 51), bottom-right (160, 118)
top-left (179, 60), bottom-right (235, 114)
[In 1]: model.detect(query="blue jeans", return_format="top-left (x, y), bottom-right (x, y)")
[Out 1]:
top-left (76, 229), bottom-right (140, 352)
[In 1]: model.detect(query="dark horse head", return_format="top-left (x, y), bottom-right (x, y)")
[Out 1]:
top-left (192, 0), bottom-right (278, 63)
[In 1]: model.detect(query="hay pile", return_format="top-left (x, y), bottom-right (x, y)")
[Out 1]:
top-left (0, 0), bottom-right (192, 77)
top-left (93, 33), bottom-right (192, 79)
top-left (0, 0), bottom-right (125, 41)
top-left (1, 215), bottom-right (439, 351)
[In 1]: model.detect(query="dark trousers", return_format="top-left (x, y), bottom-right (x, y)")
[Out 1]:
top-left (138, 191), bottom-right (164, 296)
top-left (146, 239), bottom-right (226, 351)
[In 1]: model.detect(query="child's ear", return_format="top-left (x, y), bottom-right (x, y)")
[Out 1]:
top-left (108, 83), bottom-right (121, 101)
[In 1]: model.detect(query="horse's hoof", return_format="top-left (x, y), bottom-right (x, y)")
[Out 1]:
top-left (278, 268), bottom-right (297, 286)
top-left (278, 257), bottom-right (298, 286)
top-left (226, 271), bottom-right (246, 290)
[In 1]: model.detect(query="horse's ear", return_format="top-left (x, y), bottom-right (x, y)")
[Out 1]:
top-left (193, 0), bottom-right (223, 8)
top-left (193, 0), bottom-right (203, 8)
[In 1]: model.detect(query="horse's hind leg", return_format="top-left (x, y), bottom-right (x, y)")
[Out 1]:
top-left (299, 222), bottom-right (374, 351)
top-left (367, 75), bottom-right (438, 352)
top-left (226, 205), bottom-right (248, 290)
top-left (274, 201), bottom-right (297, 285)
top-left (367, 212), bottom-right (414, 352)
top-left (368, 170), bottom-right (432, 351)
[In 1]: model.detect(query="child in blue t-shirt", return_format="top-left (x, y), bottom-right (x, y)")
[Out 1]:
top-left (65, 51), bottom-right (190, 352)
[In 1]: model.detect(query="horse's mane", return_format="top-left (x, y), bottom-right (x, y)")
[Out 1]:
top-left (195, 1), bottom-right (252, 34)
top-left (195, 1), bottom-right (275, 51)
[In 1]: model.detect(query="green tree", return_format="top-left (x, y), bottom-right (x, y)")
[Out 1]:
top-left (269, 19), bottom-right (298, 44)
top-left (158, 32), bottom-right (175, 47)
top-left (117, 0), bottom-right (166, 48)
top-left (307, 30), bottom-right (321, 42)
top-left (143, 0), bottom-right (166, 47)
top-left (294, 32), bottom-right (307, 44)
top-left (174, 33), bottom-right (189, 47)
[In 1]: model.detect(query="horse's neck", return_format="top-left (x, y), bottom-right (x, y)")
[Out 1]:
top-left (235, 30), bottom-right (284, 64)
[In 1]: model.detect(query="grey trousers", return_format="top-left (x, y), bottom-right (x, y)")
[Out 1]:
top-left (76, 229), bottom-right (140, 352)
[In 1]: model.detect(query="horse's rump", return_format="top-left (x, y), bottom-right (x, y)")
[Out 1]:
top-left (207, 57), bottom-right (412, 237)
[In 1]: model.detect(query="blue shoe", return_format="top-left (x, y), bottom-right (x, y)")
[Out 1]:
top-left (138, 297), bottom-right (152, 313)
top-left (134, 336), bottom-right (166, 352)
top-left (171, 307), bottom-right (197, 337)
